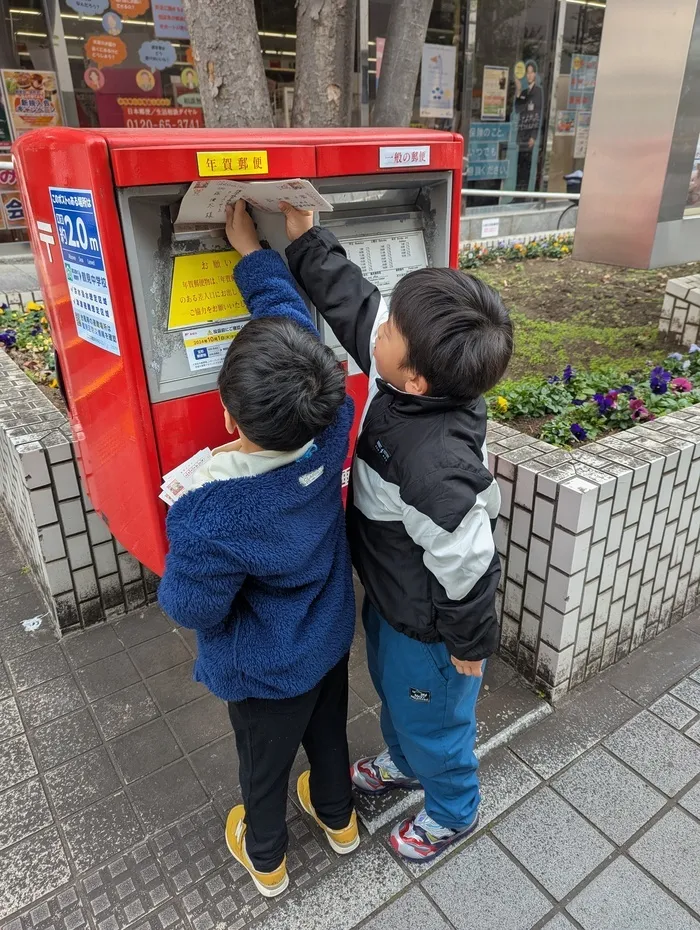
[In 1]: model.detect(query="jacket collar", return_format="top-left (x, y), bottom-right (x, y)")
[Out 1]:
top-left (375, 378), bottom-right (481, 416)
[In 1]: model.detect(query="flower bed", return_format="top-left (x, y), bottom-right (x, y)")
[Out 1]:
top-left (489, 347), bottom-right (700, 448)
top-left (0, 299), bottom-right (58, 390)
top-left (459, 232), bottom-right (574, 270)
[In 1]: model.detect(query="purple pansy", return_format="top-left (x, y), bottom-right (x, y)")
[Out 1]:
top-left (0, 330), bottom-right (16, 349)
top-left (563, 364), bottom-right (575, 383)
top-left (570, 423), bottom-right (587, 441)
top-left (649, 366), bottom-right (672, 394)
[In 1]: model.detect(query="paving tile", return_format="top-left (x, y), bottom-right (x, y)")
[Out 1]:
top-left (0, 696), bottom-right (22, 740)
top-left (0, 884), bottom-right (89, 930)
top-left (112, 719), bottom-right (183, 784)
top-left (166, 695), bottom-right (231, 754)
top-left (680, 781), bottom-right (700, 818)
top-left (62, 625), bottom-right (123, 668)
top-left (567, 856), bottom-right (700, 930)
top-left (476, 681), bottom-right (547, 749)
top-left (347, 687), bottom-right (366, 720)
top-left (552, 747), bottom-right (665, 844)
top-left (0, 665), bottom-right (10, 700)
top-left (599, 625), bottom-right (700, 705)
top-left (0, 734), bottom-right (37, 792)
top-left (5, 570), bottom-right (37, 601)
top-left (348, 659), bottom-right (379, 708)
top-left (17, 675), bottom-right (85, 729)
top-left (113, 607), bottom-right (175, 648)
top-left (360, 887), bottom-right (450, 930)
top-left (128, 902), bottom-right (186, 930)
top-left (542, 917), bottom-right (577, 930)
top-left (399, 747), bottom-right (542, 877)
top-left (423, 835), bottom-right (551, 930)
top-left (128, 759), bottom-right (208, 833)
top-left (650, 693), bottom-right (698, 730)
top-left (492, 787), bottom-right (613, 899)
top-left (672, 677), bottom-right (700, 712)
top-left (482, 655), bottom-right (517, 694)
top-left (77, 653), bottom-right (140, 702)
top-left (246, 842), bottom-right (408, 930)
top-left (189, 735), bottom-right (238, 811)
top-left (145, 663), bottom-right (207, 714)
top-left (31, 708), bottom-right (101, 770)
top-left (0, 826), bottom-right (71, 920)
top-left (80, 844), bottom-right (171, 930)
top-left (151, 805), bottom-right (228, 896)
top-left (510, 682), bottom-right (638, 779)
top-left (0, 777), bottom-right (52, 851)
top-left (630, 808), bottom-right (700, 915)
top-left (46, 747), bottom-right (121, 818)
top-left (687, 720), bottom-right (700, 745)
top-left (605, 711), bottom-right (700, 796)
top-left (0, 618), bottom-right (59, 660)
top-left (62, 791), bottom-right (145, 874)
top-left (129, 634), bottom-right (190, 679)
top-left (0, 588), bottom-right (49, 630)
top-left (92, 682), bottom-right (160, 741)
top-left (8, 644), bottom-right (69, 691)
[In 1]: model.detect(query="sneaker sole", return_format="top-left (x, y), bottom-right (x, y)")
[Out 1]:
top-left (225, 833), bottom-right (289, 898)
top-left (296, 785), bottom-right (361, 855)
top-left (391, 813), bottom-right (480, 863)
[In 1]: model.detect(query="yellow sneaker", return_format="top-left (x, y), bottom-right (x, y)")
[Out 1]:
top-left (225, 806), bottom-right (289, 898)
top-left (296, 770), bottom-right (360, 855)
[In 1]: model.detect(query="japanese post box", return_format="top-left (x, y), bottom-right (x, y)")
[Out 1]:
top-left (14, 128), bottom-right (464, 576)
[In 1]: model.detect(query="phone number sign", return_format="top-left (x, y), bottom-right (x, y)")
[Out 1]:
top-left (49, 187), bottom-right (120, 356)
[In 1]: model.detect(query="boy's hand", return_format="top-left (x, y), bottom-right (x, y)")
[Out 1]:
top-left (226, 200), bottom-right (261, 256)
top-left (279, 201), bottom-right (314, 241)
top-left (451, 657), bottom-right (484, 677)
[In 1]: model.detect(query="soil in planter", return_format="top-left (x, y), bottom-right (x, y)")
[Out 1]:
top-left (478, 257), bottom-right (696, 381)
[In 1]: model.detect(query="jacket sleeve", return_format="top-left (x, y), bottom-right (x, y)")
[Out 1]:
top-left (400, 464), bottom-right (502, 661)
top-left (158, 506), bottom-right (246, 631)
top-left (285, 227), bottom-right (384, 375)
top-left (234, 247), bottom-right (319, 338)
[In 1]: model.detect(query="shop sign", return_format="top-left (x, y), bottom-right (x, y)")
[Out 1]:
top-left (138, 40), bottom-right (177, 71)
top-left (85, 36), bottom-right (128, 68)
top-left (110, 0), bottom-right (150, 16)
top-left (469, 122), bottom-right (511, 143)
top-left (467, 160), bottom-right (510, 180)
top-left (0, 167), bottom-right (16, 187)
top-left (67, 0), bottom-right (108, 13)
top-left (2, 191), bottom-right (26, 228)
top-left (120, 103), bottom-right (203, 128)
top-left (153, 0), bottom-right (189, 40)
top-left (1, 70), bottom-right (64, 138)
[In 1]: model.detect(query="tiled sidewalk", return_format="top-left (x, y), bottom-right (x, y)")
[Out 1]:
top-left (2, 510), bottom-right (700, 930)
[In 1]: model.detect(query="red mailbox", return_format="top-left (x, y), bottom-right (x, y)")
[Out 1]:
top-left (14, 128), bottom-right (464, 575)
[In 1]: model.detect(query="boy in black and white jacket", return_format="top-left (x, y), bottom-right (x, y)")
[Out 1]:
top-left (282, 203), bottom-right (513, 862)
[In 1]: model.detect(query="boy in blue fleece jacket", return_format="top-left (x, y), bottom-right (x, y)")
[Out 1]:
top-left (158, 202), bottom-right (358, 899)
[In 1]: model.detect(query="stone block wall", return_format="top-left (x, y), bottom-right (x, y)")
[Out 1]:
top-left (0, 349), bottom-right (158, 633)
top-left (488, 407), bottom-right (700, 700)
top-left (659, 274), bottom-right (700, 345)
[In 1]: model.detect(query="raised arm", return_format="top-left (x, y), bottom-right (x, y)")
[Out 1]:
top-left (282, 206), bottom-right (382, 376)
top-left (226, 201), bottom-right (318, 337)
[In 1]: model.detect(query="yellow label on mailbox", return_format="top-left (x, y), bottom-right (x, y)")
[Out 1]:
top-left (197, 150), bottom-right (269, 177)
top-left (168, 250), bottom-right (249, 330)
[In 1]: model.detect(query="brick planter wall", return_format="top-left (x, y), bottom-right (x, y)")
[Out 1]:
top-left (659, 274), bottom-right (700, 345)
top-left (488, 408), bottom-right (700, 700)
top-left (0, 349), bottom-right (158, 633)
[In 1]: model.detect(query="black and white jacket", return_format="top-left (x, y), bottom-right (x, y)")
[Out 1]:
top-left (286, 228), bottom-right (502, 661)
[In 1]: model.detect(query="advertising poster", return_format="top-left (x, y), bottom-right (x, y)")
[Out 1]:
top-left (119, 101), bottom-right (203, 128)
top-left (555, 110), bottom-right (576, 136)
top-left (419, 43), bottom-right (457, 119)
top-left (1, 71), bottom-right (64, 138)
top-left (138, 40), bottom-right (177, 71)
top-left (687, 133), bottom-right (700, 210)
top-left (153, 0), bottom-right (190, 40)
top-left (574, 110), bottom-right (591, 159)
top-left (569, 55), bottom-right (598, 109)
top-left (49, 187), bottom-right (120, 355)
top-left (84, 35), bottom-right (128, 67)
top-left (481, 66), bottom-right (509, 121)
top-left (375, 37), bottom-right (385, 84)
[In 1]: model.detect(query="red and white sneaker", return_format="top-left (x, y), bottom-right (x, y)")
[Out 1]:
top-left (351, 749), bottom-right (421, 795)
top-left (390, 808), bottom-right (479, 862)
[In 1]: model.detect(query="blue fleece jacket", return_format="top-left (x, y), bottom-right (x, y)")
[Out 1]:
top-left (158, 248), bottom-right (355, 702)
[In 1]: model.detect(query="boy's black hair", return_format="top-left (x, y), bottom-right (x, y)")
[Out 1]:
top-left (218, 317), bottom-right (346, 451)
top-left (390, 267), bottom-right (513, 401)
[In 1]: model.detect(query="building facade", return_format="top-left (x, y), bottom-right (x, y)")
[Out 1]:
top-left (0, 0), bottom-right (607, 249)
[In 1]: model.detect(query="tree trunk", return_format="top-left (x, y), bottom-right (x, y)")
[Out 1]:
top-left (182, 0), bottom-right (273, 127)
top-left (292, 0), bottom-right (357, 127)
top-left (373, 0), bottom-right (433, 126)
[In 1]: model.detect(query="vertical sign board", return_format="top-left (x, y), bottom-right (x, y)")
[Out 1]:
top-left (49, 187), bottom-right (120, 355)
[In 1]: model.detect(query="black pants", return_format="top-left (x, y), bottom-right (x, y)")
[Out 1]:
top-left (516, 148), bottom-right (533, 190)
top-left (228, 655), bottom-right (353, 872)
